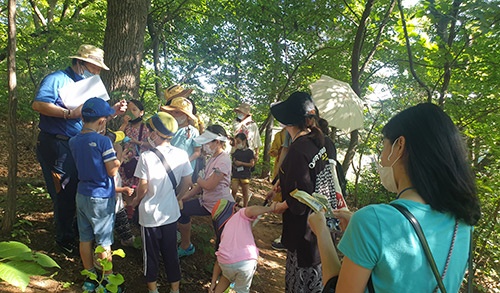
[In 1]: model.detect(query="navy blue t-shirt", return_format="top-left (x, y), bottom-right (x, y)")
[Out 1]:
top-left (69, 132), bottom-right (117, 198)
top-left (231, 148), bottom-right (254, 179)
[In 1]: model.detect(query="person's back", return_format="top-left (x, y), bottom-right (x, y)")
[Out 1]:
top-left (69, 97), bottom-right (122, 292)
top-left (216, 209), bottom-right (258, 264)
top-left (339, 200), bottom-right (471, 292)
top-left (131, 112), bottom-right (192, 293)
top-left (70, 131), bottom-right (116, 197)
top-left (134, 144), bottom-right (192, 227)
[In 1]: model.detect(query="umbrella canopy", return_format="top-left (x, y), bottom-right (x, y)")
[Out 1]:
top-left (309, 75), bottom-right (364, 132)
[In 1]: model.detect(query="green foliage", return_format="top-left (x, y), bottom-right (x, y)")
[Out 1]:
top-left (11, 220), bottom-right (33, 244)
top-left (0, 241), bottom-right (60, 292)
top-left (191, 224), bottom-right (215, 257)
top-left (81, 246), bottom-right (125, 293)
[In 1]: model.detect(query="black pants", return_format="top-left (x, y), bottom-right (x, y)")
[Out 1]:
top-left (36, 131), bottom-right (78, 245)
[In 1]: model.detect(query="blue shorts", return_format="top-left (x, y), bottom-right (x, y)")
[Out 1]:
top-left (76, 193), bottom-right (116, 246)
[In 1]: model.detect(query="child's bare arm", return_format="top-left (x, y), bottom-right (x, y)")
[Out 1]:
top-left (131, 179), bottom-right (148, 207)
top-left (243, 202), bottom-right (277, 218)
top-left (105, 159), bottom-right (120, 177)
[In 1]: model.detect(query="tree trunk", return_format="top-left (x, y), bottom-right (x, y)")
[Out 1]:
top-left (260, 114), bottom-right (273, 179)
top-left (102, 0), bottom-right (151, 99)
top-left (3, 0), bottom-right (18, 234)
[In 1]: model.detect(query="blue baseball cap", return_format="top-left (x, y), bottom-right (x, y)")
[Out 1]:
top-left (82, 98), bottom-right (115, 118)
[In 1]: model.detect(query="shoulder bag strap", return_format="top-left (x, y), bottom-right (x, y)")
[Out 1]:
top-left (467, 228), bottom-right (474, 293)
top-left (390, 203), bottom-right (447, 293)
top-left (151, 148), bottom-right (178, 191)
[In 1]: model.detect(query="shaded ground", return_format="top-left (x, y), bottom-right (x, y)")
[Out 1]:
top-left (0, 123), bottom-right (286, 292)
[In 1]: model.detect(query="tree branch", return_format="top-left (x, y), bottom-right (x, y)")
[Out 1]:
top-left (397, 0), bottom-right (432, 101)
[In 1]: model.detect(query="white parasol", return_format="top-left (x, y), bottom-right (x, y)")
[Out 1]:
top-left (309, 75), bottom-right (364, 132)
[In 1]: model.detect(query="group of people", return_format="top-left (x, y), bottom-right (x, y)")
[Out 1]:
top-left (33, 43), bottom-right (480, 293)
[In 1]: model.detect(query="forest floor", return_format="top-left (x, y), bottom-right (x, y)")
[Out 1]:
top-left (0, 123), bottom-right (286, 293)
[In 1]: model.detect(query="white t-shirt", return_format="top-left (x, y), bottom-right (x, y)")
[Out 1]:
top-left (114, 172), bottom-right (124, 213)
top-left (134, 145), bottom-right (193, 227)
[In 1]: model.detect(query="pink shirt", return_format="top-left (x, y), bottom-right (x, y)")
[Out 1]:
top-left (215, 209), bottom-right (259, 264)
top-left (201, 151), bottom-right (233, 211)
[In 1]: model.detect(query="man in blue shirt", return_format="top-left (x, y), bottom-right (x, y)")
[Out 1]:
top-left (32, 44), bottom-right (118, 256)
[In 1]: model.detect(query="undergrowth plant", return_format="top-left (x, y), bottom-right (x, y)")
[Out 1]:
top-left (81, 246), bottom-right (125, 293)
top-left (0, 241), bottom-right (60, 292)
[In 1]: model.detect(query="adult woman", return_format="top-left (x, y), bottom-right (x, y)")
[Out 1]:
top-left (272, 92), bottom-right (333, 293)
top-left (177, 125), bottom-right (235, 257)
top-left (310, 103), bottom-right (481, 292)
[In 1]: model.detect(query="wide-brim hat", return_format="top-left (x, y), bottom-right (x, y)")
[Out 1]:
top-left (147, 112), bottom-right (178, 138)
top-left (193, 129), bottom-right (228, 145)
top-left (234, 103), bottom-right (251, 116)
top-left (160, 97), bottom-right (197, 122)
top-left (69, 44), bottom-right (109, 70)
top-left (212, 199), bottom-right (236, 232)
top-left (271, 91), bottom-right (316, 125)
top-left (164, 85), bottom-right (193, 103)
top-left (82, 98), bottom-right (115, 118)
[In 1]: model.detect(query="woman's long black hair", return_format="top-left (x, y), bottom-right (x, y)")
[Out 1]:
top-left (382, 103), bottom-right (480, 225)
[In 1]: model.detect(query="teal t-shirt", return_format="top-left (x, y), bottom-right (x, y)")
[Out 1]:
top-left (170, 125), bottom-right (201, 170)
top-left (338, 199), bottom-right (471, 292)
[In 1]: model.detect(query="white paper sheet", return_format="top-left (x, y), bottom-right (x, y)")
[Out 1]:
top-left (58, 75), bottom-right (109, 110)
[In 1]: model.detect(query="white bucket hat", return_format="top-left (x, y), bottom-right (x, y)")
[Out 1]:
top-left (69, 44), bottom-right (109, 70)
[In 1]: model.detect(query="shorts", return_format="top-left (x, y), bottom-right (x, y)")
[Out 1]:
top-left (219, 259), bottom-right (258, 293)
top-left (76, 193), bottom-right (116, 247)
top-left (231, 178), bottom-right (250, 185)
top-left (178, 198), bottom-right (210, 224)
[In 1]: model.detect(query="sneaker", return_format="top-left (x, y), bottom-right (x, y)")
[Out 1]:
top-left (82, 277), bottom-right (98, 292)
top-left (177, 244), bottom-right (195, 258)
top-left (57, 241), bottom-right (79, 257)
top-left (271, 241), bottom-right (286, 251)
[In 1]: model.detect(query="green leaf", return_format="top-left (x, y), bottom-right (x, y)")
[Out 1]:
top-left (0, 241), bottom-right (32, 259)
top-left (33, 252), bottom-right (60, 269)
top-left (94, 246), bottom-right (106, 254)
top-left (6, 260), bottom-right (48, 276)
top-left (112, 249), bottom-right (126, 258)
top-left (106, 273), bottom-right (124, 285)
top-left (0, 262), bottom-right (30, 291)
top-left (101, 261), bottom-right (113, 272)
top-left (105, 282), bottom-right (118, 293)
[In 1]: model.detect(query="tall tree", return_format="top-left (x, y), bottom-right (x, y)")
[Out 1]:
top-left (3, 0), bottom-right (17, 233)
top-left (102, 0), bottom-right (151, 98)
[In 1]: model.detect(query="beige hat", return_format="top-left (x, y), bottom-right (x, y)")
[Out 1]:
top-left (160, 97), bottom-right (197, 122)
top-left (164, 85), bottom-right (193, 103)
top-left (234, 103), bottom-right (251, 116)
top-left (69, 44), bottom-right (109, 70)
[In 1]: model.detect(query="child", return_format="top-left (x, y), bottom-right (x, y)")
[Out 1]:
top-left (131, 112), bottom-right (193, 293)
top-left (106, 130), bottom-right (138, 248)
top-left (118, 99), bottom-right (151, 219)
top-left (209, 199), bottom-right (277, 293)
top-left (68, 98), bottom-right (122, 292)
top-left (231, 133), bottom-right (255, 207)
top-left (177, 125), bottom-right (235, 258)
top-left (160, 97), bottom-right (202, 182)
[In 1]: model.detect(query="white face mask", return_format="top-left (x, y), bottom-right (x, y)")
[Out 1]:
top-left (148, 136), bottom-right (156, 148)
top-left (175, 115), bottom-right (187, 126)
top-left (236, 143), bottom-right (243, 150)
top-left (203, 143), bottom-right (214, 155)
top-left (82, 69), bottom-right (95, 79)
top-left (237, 113), bottom-right (246, 120)
top-left (377, 138), bottom-right (401, 193)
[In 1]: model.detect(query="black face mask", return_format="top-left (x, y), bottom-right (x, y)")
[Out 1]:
top-left (129, 116), bottom-right (143, 124)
